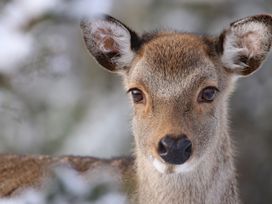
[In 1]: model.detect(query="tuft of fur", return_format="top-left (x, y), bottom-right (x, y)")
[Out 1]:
top-left (221, 14), bottom-right (272, 75)
top-left (80, 15), bottom-right (140, 71)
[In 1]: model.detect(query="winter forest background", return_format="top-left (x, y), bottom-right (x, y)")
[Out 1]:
top-left (0, 0), bottom-right (271, 203)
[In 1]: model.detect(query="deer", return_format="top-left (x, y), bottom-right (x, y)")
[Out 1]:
top-left (0, 13), bottom-right (272, 204)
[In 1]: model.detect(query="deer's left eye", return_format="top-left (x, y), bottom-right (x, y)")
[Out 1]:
top-left (128, 88), bottom-right (145, 104)
top-left (198, 87), bottom-right (219, 103)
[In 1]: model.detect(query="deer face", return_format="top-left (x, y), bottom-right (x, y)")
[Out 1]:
top-left (125, 34), bottom-right (233, 174)
top-left (81, 14), bottom-right (272, 174)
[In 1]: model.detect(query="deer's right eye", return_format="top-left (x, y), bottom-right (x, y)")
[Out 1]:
top-left (198, 86), bottom-right (219, 103)
top-left (128, 88), bottom-right (145, 104)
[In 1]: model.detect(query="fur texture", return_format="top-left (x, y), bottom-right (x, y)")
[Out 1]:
top-left (80, 14), bottom-right (272, 204)
top-left (1, 14), bottom-right (272, 204)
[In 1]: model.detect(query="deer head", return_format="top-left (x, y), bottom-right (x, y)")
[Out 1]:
top-left (80, 14), bottom-right (272, 174)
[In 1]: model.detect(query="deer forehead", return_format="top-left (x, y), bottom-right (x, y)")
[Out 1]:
top-left (127, 34), bottom-right (219, 99)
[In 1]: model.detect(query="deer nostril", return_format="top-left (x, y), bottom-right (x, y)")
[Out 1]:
top-left (158, 136), bottom-right (175, 157)
top-left (158, 140), bottom-right (168, 156)
top-left (184, 141), bottom-right (192, 158)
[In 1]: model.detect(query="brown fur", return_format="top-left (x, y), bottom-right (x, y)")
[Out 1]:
top-left (1, 14), bottom-right (272, 204)
top-left (0, 155), bottom-right (134, 197)
top-left (127, 32), bottom-right (237, 204)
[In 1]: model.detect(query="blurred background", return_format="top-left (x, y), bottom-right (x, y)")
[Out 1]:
top-left (0, 0), bottom-right (271, 203)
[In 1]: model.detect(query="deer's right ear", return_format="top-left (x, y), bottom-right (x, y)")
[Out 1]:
top-left (218, 14), bottom-right (272, 76)
top-left (80, 15), bottom-right (141, 72)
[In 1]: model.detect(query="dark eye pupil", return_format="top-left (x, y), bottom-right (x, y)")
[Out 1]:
top-left (131, 89), bottom-right (144, 103)
top-left (201, 88), bottom-right (217, 102)
top-left (203, 89), bottom-right (215, 99)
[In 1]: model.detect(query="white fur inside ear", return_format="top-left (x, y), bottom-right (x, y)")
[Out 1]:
top-left (91, 20), bottom-right (134, 68)
top-left (221, 21), bottom-right (270, 69)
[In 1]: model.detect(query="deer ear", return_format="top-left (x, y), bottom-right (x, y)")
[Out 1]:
top-left (218, 14), bottom-right (272, 76)
top-left (80, 15), bottom-right (141, 72)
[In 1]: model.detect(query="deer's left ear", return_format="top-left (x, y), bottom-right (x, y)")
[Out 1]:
top-left (218, 14), bottom-right (272, 76)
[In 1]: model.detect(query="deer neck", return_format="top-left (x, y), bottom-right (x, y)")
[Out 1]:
top-left (134, 130), bottom-right (238, 204)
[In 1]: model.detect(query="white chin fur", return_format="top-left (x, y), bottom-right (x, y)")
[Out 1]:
top-left (153, 158), bottom-right (167, 173)
top-left (174, 162), bottom-right (194, 173)
top-left (152, 158), bottom-right (194, 174)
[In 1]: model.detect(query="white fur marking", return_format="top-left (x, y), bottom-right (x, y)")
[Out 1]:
top-left (152, 158), bottom-right (167, 174)
top-left (174, 162), bottom-right (194, 173)
top-left (152, 157), bottom-right (195, 174)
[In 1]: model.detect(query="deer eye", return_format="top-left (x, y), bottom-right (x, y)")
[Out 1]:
top-left (198, 87), bottom-right (219, 103)
top-left (128, 88), bottom-right (145, 104)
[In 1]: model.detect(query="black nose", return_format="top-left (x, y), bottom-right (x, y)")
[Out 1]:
top-left (158, 135), bottom-right (192, 165)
